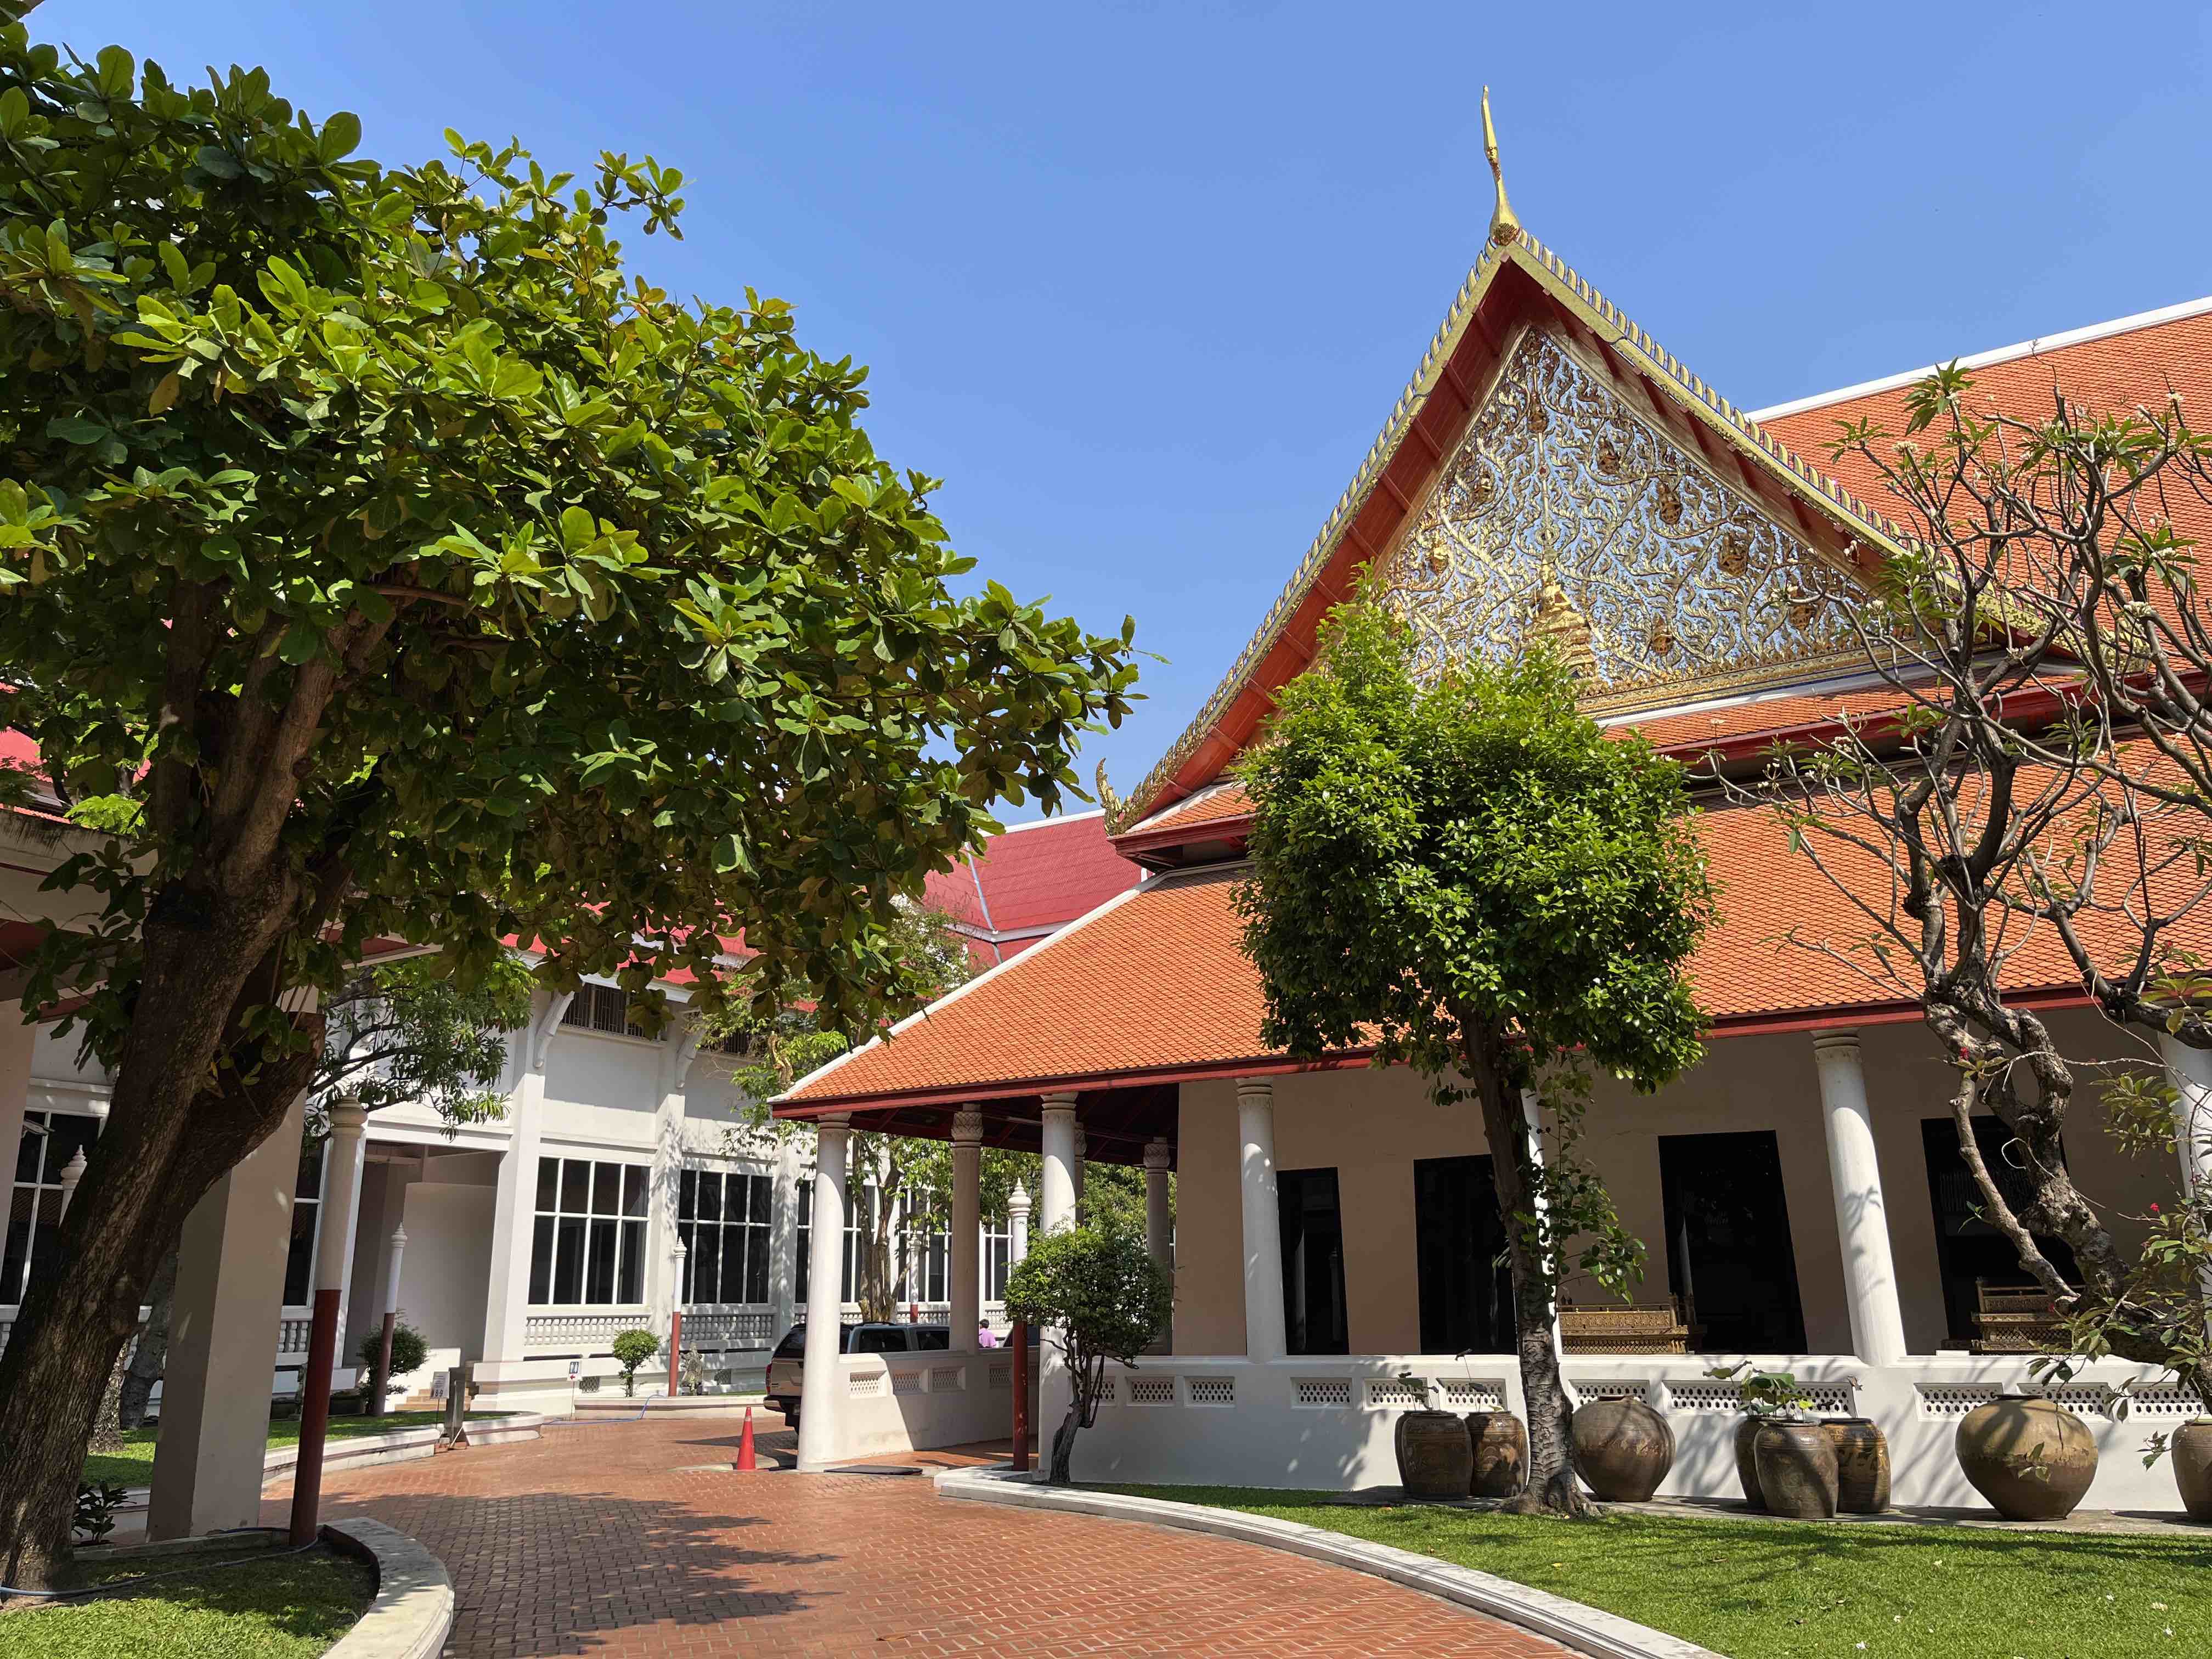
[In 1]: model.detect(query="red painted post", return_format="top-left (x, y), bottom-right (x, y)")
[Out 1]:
top-left (370, 1310), bottom-right (397, 1417)
top-left (1010, 1320), bottom-right (1030, 1472)
top-left (668, 1307), bottom-right (684, 1400)
top-left (288, 1285), bottom-right (342, 1545)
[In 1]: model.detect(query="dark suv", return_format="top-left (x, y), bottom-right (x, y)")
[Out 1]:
top-left (765, 1322), bottom-right (950, 1429)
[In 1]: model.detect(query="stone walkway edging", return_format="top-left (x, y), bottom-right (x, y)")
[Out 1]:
top-left (320, 1516), bottom-right (454, 1659)
top-left (259, 1414), bottom-right (546, 1485)
top-left (935, 1468), bottom-right (1721, 1659)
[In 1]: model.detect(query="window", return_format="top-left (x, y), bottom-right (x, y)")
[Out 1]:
top-left (794, 1181), bottom-right (863, 1305)
top-left (1920, 1116), bottom-right (2080, 1344)
top-left (1414, 1155), bottom-right (1515, 1355)
top-left (982, 1216), bottom-right (1012, 1302)
top-left (1659, 1130), bottom-right (1808, 1353)
top-left (560, 983), bottom-right (646, 1037)
top-left (281, 1141), bottom-right (327, 1307)
top-left (678, 1169), bottom-right (772, 1305)
top-left (4, 1111), bottom-right (99, 1306)
top-left (1277, 1167), bottom-right (1348, 1356)
top-left (528, 1156), bottom-right (648, 1305)
top-left (896, 1197), bottom-right (948, 1304)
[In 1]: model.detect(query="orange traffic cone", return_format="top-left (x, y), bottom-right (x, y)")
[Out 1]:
top-left (735, 1404), bottom-right (758, 1471)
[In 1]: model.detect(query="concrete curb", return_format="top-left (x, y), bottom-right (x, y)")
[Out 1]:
top-left (321, 1517), bottom-right (454, 1659)
top-left (570, 1396), bottom-right (769, 1418)
top-left (115, 1415), bottom-right (546, 1509)
top-left (935, 1468), bottom-right (1722, 1659)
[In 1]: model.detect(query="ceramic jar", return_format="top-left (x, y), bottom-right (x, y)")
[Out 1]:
top-left (1733, 1417), bottom-right (1767, 1510)
top-left (1954, 1393), bottom-right (2098, 1521)
top-left (1570, 1396), bottom-right (1674, 1502)
top-left (1395, 1409), bottom-right (1474, 1499)
top-left (2172, 1420), bottom-right (2212, 1522)
top-left (1823, 1418), bottom-right (1892, 1514)
top-left (1465, 1411), bottom-right (1528, 1498)
top-left (1753, 1421), bottom-right (1839, 1519)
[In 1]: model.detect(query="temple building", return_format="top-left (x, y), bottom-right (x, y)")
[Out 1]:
top-left (773, 174), bottom-right (2212, 1505)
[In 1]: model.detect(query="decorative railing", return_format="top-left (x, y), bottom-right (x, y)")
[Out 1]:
top-left (679, 1309), bottom-right (775, 1350)
top-left (525, 1310), bottom-right (646, 1353)
top-left (276, 1318), bottom-right (314, 1357)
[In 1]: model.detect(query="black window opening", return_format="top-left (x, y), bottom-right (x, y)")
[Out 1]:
top-left (793, 1182), bottom-right (864, 1305)
top-left (280, 1140), bottom-right (328, 1307)
top-left (528, 1156), bottom-right (649, 1305)
top-left (1920, 1116), bottom-right (2081, 1345)
top-left (1277, 1167), bottom-right (1348, 1356)
top-left (1658, 1131), bottom-right (1808, 1353)
top-left (678, 1169), bottom-right (773, 1306)
top-left (1413, 1155), bottom-right (1516, 1355)
top-left (4, 1110), bottom-right (101, 1306)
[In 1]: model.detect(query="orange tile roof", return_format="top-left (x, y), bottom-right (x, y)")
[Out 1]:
top-left (786, 786), bottom-right (2163, 1111)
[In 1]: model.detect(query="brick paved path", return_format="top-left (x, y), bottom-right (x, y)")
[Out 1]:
top-left (272, 1413), bottom-right (1565, 1657)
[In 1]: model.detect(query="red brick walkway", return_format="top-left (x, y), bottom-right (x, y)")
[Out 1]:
top-left (268, 1413), bottom-right (1565, 1657)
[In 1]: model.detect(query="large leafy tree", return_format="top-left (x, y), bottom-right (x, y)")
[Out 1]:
top-left (1235, 602), bottom-right (1713, 1517)
top-left (0, 22), bottom-right (1133, 1585)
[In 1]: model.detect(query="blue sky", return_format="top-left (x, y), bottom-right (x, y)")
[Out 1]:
top-left (42, 2), bottom-right (2212, 810)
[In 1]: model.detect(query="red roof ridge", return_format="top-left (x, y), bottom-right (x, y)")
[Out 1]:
top-left (1745, 292), bottom-right (2212, 425)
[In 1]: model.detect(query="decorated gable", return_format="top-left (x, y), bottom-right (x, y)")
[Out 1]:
top-left (1372, 327), bottom-right (1861, 711)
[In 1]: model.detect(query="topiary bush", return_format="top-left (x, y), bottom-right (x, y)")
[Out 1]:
top-left (354, 1319), bottom-right (429, 1413)
top-left (610, 1329), bottom-right (661, 1398)
top-left (1004, 1219), bottom-right (1172, 1484)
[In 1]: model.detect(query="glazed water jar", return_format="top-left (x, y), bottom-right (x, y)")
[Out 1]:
top-left (1465, 1411), bottom-right (1528, 1498)
top-left (1954, 1393), bottom-right (2098, 1521)
top-left (1733, 1417), bottom-right (1767, 1510)
top-left (1395, 1409), bottom-right (1474, 1499)
top-left (2172, 1419), bottom-right (2212, 1522)
top-left (1822, 1417), bottom-right (1891, 1514)
top-left (1753, 1420), bottom-right (1839, 1519)
top-left (1570, 1396), bottom-right (1674, 1502)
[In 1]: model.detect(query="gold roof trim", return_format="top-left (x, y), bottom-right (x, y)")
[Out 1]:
top-left (1113, 229), bottom-right (1914, 834)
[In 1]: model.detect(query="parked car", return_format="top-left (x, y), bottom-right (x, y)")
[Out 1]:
top-left (766, 1321), bottom-right (950, 1430)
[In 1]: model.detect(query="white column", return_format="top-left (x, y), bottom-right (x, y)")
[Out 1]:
top-left (382, 1224), bottom-right (408, 1326)
top-left (1007, 1181), bottom-right (1031, 1264)
top-left (1519, 1088), bottom-right (1565, 1363)
top-left (1039, 1094), bottom-right (1078, 1234)
top-left (481, 992), bottom-right (571, 1365)
top-left (769, 1134), bottom-right (804, 1337)
top-left (319, 1101), bottom-right (370, 1350)
top-left (796, 1115), bottom-right (850, 1471)
top-left (1813, 1032), bottom-right (1909, 1367)
top-left (148, 1091), bottom-right (308, 1541)
top-left (1143, 1138), bottom-right (1172, 1271)
top-left (1237, 1079), bottom-right (1287, 1362)
top-left (1072, 1126), bottom-right (1087, 1223)
top-left (949, 1109), bottom-right (983, 1347)
top-left (647, 1021), bottom-right (702, 1363)
top-left (2160, 1033), bottom-right (2212, 1199)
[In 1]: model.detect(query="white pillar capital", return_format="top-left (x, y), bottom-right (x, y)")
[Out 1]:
top-left (1143, 1137), bottom-right (1172, 1173)
top-left (1813, 1028), bottom-right (1908, 1367)
top-left (951, 1108), bottom-right (985, 1146)
top-left (56, 1146), bottom-right (88, 1218)
top-left (328, 1098), bottom-right (369, 1139)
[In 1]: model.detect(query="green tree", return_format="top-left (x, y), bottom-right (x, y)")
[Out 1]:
top-left (114, 953), bottom-right (532, 1430)
top-left (1002, 1218), bottom-right (1172, 1484)
top-left (353, 1318), bottom-right (427, 1412)
top-left (1234, 602), bottom-right (1713, 1516)
top-left (0, 23), bottom-right (1133, 1586)
top-left (1745, 363), bottom-right (2212, 1425)
top-left (609, 1329), bottom-right (659, 1398)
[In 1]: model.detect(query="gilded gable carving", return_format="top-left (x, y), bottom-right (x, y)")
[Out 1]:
top-left (1374, 329), bottom-right (1857, 704)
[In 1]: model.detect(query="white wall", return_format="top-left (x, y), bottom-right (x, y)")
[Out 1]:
top-left (394, 1176), bottom-right (495, 1365)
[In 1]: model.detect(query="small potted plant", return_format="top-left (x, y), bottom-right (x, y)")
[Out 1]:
top-left (1707, 1362), bottom-right (1810, 1511)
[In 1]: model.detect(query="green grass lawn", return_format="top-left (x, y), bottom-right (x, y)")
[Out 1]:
top-left (0, 1542), bottom-right (372, 1658)
top-left (1115, 1486), bottom-right (2212, 1659)
top-left (81, 1411), bottom-right (510, 1486)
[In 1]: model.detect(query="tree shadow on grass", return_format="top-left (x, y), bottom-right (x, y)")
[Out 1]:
top-left (320, 1488), bottom-right (837, 1651)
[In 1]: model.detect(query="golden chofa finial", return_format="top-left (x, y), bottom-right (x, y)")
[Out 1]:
top-left (1482, 87), bottom-right (1521, 248)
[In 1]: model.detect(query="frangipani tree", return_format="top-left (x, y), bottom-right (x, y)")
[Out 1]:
top-left (1235, 601), bottom-right (1714, 1516)
top-left (0, 22), bottom-right (1133, 1586)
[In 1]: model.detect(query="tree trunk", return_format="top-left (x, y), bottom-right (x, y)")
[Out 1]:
top-left (1461, 1028), bottom-right (1596, 1519)
top-left (117, 1250), bottom-right (178, 1431)
top-left (87, 1352), bottom-right (130, 1456)
top-left (1047, 1404), bottom-right (1080, 1485)
top-left (0, 893), bottom-right (314, 1590)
